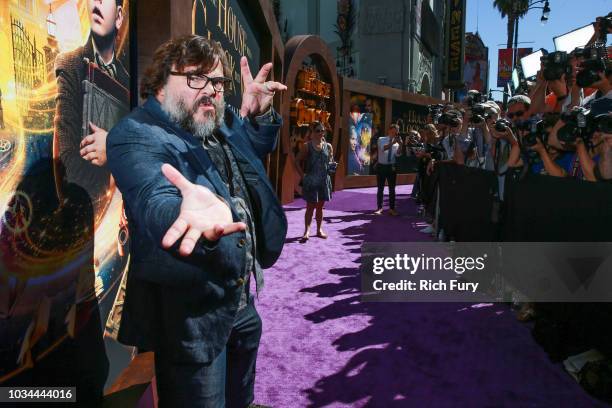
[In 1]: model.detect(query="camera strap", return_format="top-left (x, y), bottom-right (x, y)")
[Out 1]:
top-left (571, 153), bottom-right (581, 178)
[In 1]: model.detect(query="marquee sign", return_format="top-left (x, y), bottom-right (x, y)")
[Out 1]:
top-left (443, 0), bottom-right (466, 88)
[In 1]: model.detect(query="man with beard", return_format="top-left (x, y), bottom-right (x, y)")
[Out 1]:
top-left (53, 0), bottom-right (129, 212)
top-left (106, 35), bottom-right (287, 407)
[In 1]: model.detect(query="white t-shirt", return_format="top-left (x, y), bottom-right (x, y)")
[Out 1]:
top-left (581, 89), bottom-right (612, 108)
top-left (377, 136), bottom-right (401, 164)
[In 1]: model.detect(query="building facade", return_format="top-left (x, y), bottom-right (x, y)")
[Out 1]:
top-left (276, 0), bottom-right (447, 99)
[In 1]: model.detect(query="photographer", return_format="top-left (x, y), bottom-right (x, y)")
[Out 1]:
top-left (527, 139), bottom-right (569, 177)
top-left (529, 58), bottom-right (578, 115)
top-left (507, 95), bottom-right (532, 129)
top-left (598, 113), bottom-right (612, 181)
top-left (557, 103), bottom-right (612, 180)
top-left (409, 126), bottom-right (444, 200)
top-left (575, 51), bottom-right (611, 108)
top-left (440, 110), bottom-right (464, 160)
top-left (526, 117), bottom-right (586, 179)
top-left (423, 109), bottom-right (463, 176)
top-left (544, 99), bottom-right (611, 178)
top-left (490, 118), bottom-right (523, 170)
top-left (455, 96), bottom-right (502, 169)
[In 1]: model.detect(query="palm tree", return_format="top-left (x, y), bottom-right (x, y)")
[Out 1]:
top-left (493, 0), bottom-right (530, 49)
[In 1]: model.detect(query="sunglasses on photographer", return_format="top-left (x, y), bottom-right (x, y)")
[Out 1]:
top-left (507, 111), bottom-right (525, 119)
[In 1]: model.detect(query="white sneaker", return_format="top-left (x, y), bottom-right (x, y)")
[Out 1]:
top-left (419, 225), bottom-right (434, 234)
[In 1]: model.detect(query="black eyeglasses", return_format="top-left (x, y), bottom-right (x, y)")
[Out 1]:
top-left (507, 111), bottom-right (525, 119)
top-left (170, 71), bottom-right (233, 92)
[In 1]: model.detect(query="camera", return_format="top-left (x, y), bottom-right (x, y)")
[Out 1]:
top-left (464, 90), bottom-right (483, 107)
top-left (523, 120), bottom-right (548, 147)
top-left (428, 104), bottom-right (445, 124)
top-left (470, 103), bottom-right (487, 124)
top-left (557, 106), bottom-right (596, 143)
top-left (428, 104), bottom-right (445, 114)
top-left (425, 143), bottom-right (446, 161)
top-left (494, 118), bottom-right (512, 132)
top-left (438, 112), bottom-right (461, 128)
top-left (572, 46), bottom-right (604, 60)
top-left (574, 47), bottom-right (608, 88)
top-left (540, 51), bottom-right (572, 81)
top-left (595, 114), bottom-right (612, 134)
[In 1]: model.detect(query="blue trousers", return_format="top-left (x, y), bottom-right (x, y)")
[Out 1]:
top-left (154, 299), bottom-right (262, 408)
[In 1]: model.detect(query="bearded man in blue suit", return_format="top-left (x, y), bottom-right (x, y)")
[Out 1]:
top-left (106, 35), bottom-right (288, 407)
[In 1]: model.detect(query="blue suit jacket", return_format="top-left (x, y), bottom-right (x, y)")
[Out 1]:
top-left (106, 96), bottom-right (287, 362)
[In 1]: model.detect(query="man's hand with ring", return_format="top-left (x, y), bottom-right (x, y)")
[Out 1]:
top-left (160, 164), bottom-right (246, 256)
top-left (239, 56), bottom-right (287, 118)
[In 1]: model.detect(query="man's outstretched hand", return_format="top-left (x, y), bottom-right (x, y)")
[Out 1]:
top-left (160, 164), bottom-right (246, 256)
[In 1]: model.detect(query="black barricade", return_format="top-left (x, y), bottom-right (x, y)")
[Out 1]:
top-left (503, 172), bottom-right (612, 242)
top-left (421, 164), bottom-right (612, 364)
top-left (421, 164), bottom-right (439, 219)
top-left (502, 172), bottom-right (612, 362)
top-left (437, 163), bottom-right (498, 241)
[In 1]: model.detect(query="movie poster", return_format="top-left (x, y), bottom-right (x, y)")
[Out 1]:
top-left (347, 94), bottom-right (383, 176)
top-left (0, 0), bottom-right (132, 395)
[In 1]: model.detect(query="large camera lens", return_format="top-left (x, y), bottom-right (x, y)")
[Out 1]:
top-left (439, 112), bottom-right (461, 127)
top-left (541, 51), bottom-right (571, 81)
top-left (557, 124), bottom-right (578, 144)
top-left (559, 107), bottom-right (595, 143)
top-left (495, 119), bottom-right (511, 132)
top-left (470, 104), bottom-right (487, 124)
top-left (523, 121), bottom-right (547, 147)
top-left (576, 59), bottom-right (606, 87)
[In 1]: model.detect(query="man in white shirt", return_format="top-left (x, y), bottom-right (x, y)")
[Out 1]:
top-left (374, 124), bottom-right (403, 215)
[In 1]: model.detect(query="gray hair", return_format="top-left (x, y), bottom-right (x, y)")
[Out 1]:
top-left (484, 101), bottom-right (500, 116)
top-left (508, 94), bottom-right (531, 109)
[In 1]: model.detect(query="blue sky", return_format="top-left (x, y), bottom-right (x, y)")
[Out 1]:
top-left (465, 0), bottom-right (611, 94)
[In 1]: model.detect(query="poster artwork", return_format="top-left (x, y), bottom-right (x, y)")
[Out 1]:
top-left (347, 95), bottom-right (383, 176)
top-left (0, 0), bottom-right (133, 395)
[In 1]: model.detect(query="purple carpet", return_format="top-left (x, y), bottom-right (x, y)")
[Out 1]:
top-left (254, 185), bottom-right (604, 407)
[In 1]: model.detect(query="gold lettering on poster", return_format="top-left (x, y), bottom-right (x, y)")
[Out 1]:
top-left (215, 0), bottom-right (250, 58)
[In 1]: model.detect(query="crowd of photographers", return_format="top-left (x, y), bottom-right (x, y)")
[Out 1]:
top-left (400, 16), bottom-right (612, 396)
top-left (408, 14), bottom-right (612, 205)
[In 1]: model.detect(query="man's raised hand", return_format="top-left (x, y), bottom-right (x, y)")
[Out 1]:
top-left (160, 164), bottom-right (246, 256)
top-left (239, 57), bottom-right (287, 118)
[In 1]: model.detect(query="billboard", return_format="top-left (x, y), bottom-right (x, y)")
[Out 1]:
top-left (497, 47), bottom-right (532, 88)
top-left (464, 32), bottom-right (488, 94)
top-left (0, 0), bottom-right (133, 397)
